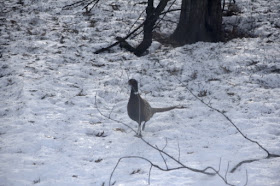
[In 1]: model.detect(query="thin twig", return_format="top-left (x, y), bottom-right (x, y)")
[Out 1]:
top-left (109, 156), bottom-right (186, 185)
top-left (218, 157), bottom-right (222, 172)
top-left (94, 22), bottom-right (144, 54)
top-left (156, 144), bottom-right (168, 169)
top-left (108, 104), bottom-right (116, 119)
top-left (94, 94), bottom-right (136, 133)
top-left (161, 8), bottom-right (181, 15)
top-left (95, 0), bottom-right (174, 55)
top-left (160, 138), bottom-right (169, 168)
top-left (83, 0), bottom-right (100, 12)
top-left (131, 7), bottom-right (180, 40)
top-left (62, 0), bottom-right (86, 10)
top-left (128, 8), bottom-right (146, 33)
top-left (177, 140), bottom-right (181, 161)
top-left (163, 137), bottom-right (168, 150)
top-left (131, 29), bottom-right (144, 40)
top-left (225, 162), bottom-right (230, 181)
top-left (148, 165), bottom-right (152, 184)
top-left (159, 149), bottom-right (168, 169)
top-left (154, 0), bottom-right (177, 29)
top-left (140, 137), bottom-right (219, 176)
top-left (62, 0), bottom-right (100, 12)
top-left (244, 170), bottom-right (248, 186)
top-left (131, 1), bottom-right (178, 41)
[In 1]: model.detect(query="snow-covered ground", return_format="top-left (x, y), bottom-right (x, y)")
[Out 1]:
top-left (0, 0), bottom-right (280, 185)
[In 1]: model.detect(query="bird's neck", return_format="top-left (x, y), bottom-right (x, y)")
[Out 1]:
top-left (130, 90), bottom-right (139, 97)
top-left (130, 86), bottom-right (139, 96)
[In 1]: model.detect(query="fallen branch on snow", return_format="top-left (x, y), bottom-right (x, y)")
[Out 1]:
top-left (176, 78), bottom-right (280, 170)
top-left (62, 0), bottom-right (100, 13)
top-left (94, 95), bottom-right (244, 186)
top-left (94, 0), bottom-right (178, 56)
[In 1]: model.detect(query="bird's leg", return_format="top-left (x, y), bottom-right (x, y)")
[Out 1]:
top-left (142, 122), bottom-right (146, 131)
top-left (135, 122), bottom-right (142, 137)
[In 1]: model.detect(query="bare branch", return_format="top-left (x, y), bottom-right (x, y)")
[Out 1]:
top-left (83, 0), bottom-right (100, 12)
top-left (94, 76), bottom-right (279, 186)
top-left (62, 0), bottom-right (86, 10)
top-left (95, 94), bottom-right (236, 185)
top-left (148, 165), bottom-right (152, 184)
top-left (230, 158), bottom-right (260, 173)
top-left (161, 8), bottom-right (181, 15)
top-left (128, 8), bottom-right (146, 34)
top-left (156, 144), bottom-right (168, 169)
top-left (62, 0), bottom-right (99, 11)
top-left (159, 149), bottom-right (168, 169)
top-left (140, 137), bottom-right (220, 177)
top-left (159, 138), bottom-right (169, 169)
top-left (176, 78), bottom-right (280, 159)
top-left (94, 22), bottom-right (144, 54)
top-left (154, 0), bottom-right (177, 29)
top-left (95, 0), bottom-right (174, 56)
top-left (94, 94), bottom-right (136, 133)
top-left (108, 104), bottom-right (116, 119)
top-left (225, 161), bottom-right (230, 181)
top-left (163, 137), bottom-right (168, 150)
top-left (177, 140), bottom-right (181, 161)
top-left (218, 157), bottom-right (222, 172)
top-left (244, 170), bottom-right (248, 186)
top-left (109, 156), bottom-right (186, 185)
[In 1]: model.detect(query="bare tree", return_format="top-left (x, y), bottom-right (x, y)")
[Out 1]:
top-left (64, 1), bottom-right (242, 55)
top-left (93, 0), bottom-right (223, 56)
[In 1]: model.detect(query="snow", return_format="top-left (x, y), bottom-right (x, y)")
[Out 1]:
top-left (0, 0), bottom-right (280, 185)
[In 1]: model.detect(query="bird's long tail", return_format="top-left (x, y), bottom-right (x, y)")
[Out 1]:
top-left (152, 106), bottom-right (186, 114)
top-left (142, 106), bottom-right (186, 131)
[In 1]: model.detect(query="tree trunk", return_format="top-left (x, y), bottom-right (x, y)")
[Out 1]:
top-left (118, 0), bottom-right (169, 56)
top-left (171, 0), bottom-right (222, 45)
top-left (95, 0), bottom-right (223, 55)
top-left (133, 0), bottom-right (156, 56)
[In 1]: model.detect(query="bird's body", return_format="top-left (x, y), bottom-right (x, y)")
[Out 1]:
top-left (127, 79), bottom-right (184, 137)
top-left (127, 90), bottom-right (154, 130)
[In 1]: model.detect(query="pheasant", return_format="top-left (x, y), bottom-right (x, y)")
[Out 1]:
top-left (127, 79), bottom-right (184, 137)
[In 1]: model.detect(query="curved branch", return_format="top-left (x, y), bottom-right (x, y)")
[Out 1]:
top-left (62, 0), bottom-right (100, 12)
top-left (94, 22), bottom-right (144, 54)
top-left (94, 94), bottom-right (136, 133)
top-left (109, 156), bottom-right (186, 185)
top-left (95, 94), bottom-right (237, 186)
top-left (95, 0), bottom-right (173, 56)
top-left (176, 78), bottom-right (280, 159)
top-left (230, 158), bottom-right (260, 173)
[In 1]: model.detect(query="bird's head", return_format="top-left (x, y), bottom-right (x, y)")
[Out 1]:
top-left (128, 79), bottom-right (138, 93)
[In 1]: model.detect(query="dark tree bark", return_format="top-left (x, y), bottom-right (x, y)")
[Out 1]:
top-left (95, 0), bottom-right (223, 56)
top-left (133, 0), bottom-right (155, 56)
top-left (171, 0), bottom-right (222, 45)
top-left (119, 0), bottom-right (169, 56)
